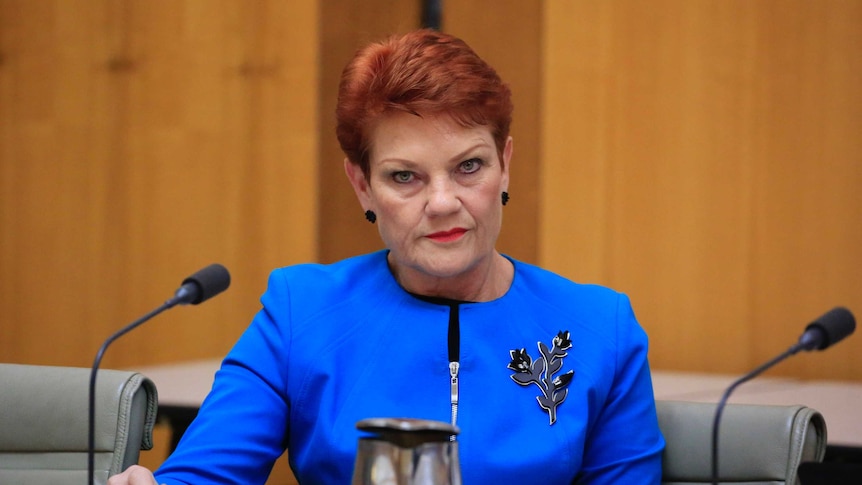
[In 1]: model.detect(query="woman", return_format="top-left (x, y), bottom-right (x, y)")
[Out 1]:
top-left (112, 29), bottom-right (664, 485)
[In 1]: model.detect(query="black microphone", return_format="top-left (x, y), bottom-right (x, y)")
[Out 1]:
top-left (88, 264), bottom-right (231, 484)
top-left (710, 306), bottom-right (856, 485)
top-left (173, 263), bottom-right (233, 305)
top-left (796, 306), bottom-right (856, 351)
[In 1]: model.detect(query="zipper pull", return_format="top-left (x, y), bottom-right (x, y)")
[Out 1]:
top-left (449, 361), bottom-right (460, 404)
top-left (449, 361), bottom-right (460, 437)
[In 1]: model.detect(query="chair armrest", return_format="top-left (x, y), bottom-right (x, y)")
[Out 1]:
top-left (0, 363), bottom-right (158, 482)
top-left (657, 400), bottom-right (826, 484)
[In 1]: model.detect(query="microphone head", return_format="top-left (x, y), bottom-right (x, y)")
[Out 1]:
top-left (178, 263), bottom-right (231, 305)
top-left (800, 306), bottom-right (856, 351)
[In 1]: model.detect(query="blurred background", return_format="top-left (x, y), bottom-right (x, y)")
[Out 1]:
top-left (1, 0), bottom-right (860, 480)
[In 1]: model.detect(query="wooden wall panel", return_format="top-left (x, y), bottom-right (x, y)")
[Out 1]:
top-left (542, 0), bottom-right (862, 379)
top-left (748, 1), bottom-right (862, 379)
top-left (0, 0), bottom-right (319, 369)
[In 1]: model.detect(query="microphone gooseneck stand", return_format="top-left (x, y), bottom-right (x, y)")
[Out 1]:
top-left (709, 344), bottom-right (802, 485)
top-left (87, 298), bottom-right (181, 485)
top-left (710, 306), bottom-right (855, 485)
top-left (87, 263), bottom-right (230, 485)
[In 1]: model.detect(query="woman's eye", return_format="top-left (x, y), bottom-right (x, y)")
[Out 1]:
top-left (392, 171), bottom-right (414, 183)
top-left (460, 158), bottom-right (482, 174)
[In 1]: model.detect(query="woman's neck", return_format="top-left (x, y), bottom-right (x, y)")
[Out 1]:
top-left (388, 251), bottom-right (514, 303)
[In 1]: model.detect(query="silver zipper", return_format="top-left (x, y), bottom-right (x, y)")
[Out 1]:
top-left (449, 361), bottom-right (460, 440)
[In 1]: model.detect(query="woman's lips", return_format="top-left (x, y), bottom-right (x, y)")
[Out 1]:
top-left (426, 228), bottom-right (467, 242)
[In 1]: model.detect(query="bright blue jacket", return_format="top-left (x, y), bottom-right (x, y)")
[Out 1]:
top-left (155, 251), bottom-right (664, 484)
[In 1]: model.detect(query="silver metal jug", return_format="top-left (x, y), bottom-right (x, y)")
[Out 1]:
top-left (351, 418), bottom-right (462, 485)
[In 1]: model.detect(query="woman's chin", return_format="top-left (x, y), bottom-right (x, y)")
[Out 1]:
top-left (397, 252), bottom-right (486, 285)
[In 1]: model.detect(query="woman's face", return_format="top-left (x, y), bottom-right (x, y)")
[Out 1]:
top-left (345, 111), bottom-right (512, 293)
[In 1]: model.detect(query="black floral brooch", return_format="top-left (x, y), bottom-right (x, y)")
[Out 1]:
top-left (507, 330), bottom-right (574, 425)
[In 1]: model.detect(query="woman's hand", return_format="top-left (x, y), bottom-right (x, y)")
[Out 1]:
top-left (107, 465), bottom-right (159, 485)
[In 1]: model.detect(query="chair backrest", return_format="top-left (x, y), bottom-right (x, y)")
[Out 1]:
top-left (657, 400), bottom-right (827, 485)
top-left (0, 363), bottom-right (158, 485)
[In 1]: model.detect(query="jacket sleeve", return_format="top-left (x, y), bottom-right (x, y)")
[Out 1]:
top-left (154, 269), bottom-right (293, 485)
top-left (575, 294), bottom-right (665, 484)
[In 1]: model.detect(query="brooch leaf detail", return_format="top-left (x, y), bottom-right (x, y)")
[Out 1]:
top-left (507, 330), bottom-right (574, 425)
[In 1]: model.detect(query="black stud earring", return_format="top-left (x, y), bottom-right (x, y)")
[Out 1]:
top-left (364, 210), bottom-right (377, 223)
top-left (501, 191), bottom-right (510, 206)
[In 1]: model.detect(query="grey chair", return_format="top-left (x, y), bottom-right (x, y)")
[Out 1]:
top-left (657, 400), bottom-right (827, 485)
top-left (0, 363), bottom-right (158, 485)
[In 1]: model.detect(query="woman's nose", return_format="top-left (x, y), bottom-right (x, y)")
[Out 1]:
top-left (425, 178), bottom-right (461, 215)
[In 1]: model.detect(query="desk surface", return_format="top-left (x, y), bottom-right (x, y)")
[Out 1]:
top-left (136, 359), bottom-right (862, 446)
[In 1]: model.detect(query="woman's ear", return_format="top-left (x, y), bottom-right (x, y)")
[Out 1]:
top-left (501, 136), bottom-right (513, 192)
top-left (344, 158), bottom-right (372, 208)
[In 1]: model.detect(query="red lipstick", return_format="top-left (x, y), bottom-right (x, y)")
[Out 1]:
top-left (426, 228), bottom-right (467, 243)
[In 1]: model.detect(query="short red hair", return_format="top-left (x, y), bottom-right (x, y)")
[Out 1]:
top-left (336, 29), bottom-right (513, 178)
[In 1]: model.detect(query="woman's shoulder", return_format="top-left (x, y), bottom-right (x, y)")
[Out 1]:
top-left (255, 250), bottom-right (396, 333)
top-left (508, 256), bottom-right (623, 303)
top-left (272, 250), bottom-right (386, 281)
top-left (263, 250), bottom-right (393, 303)
top-left (505, 257), bottom-right (645, 347)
